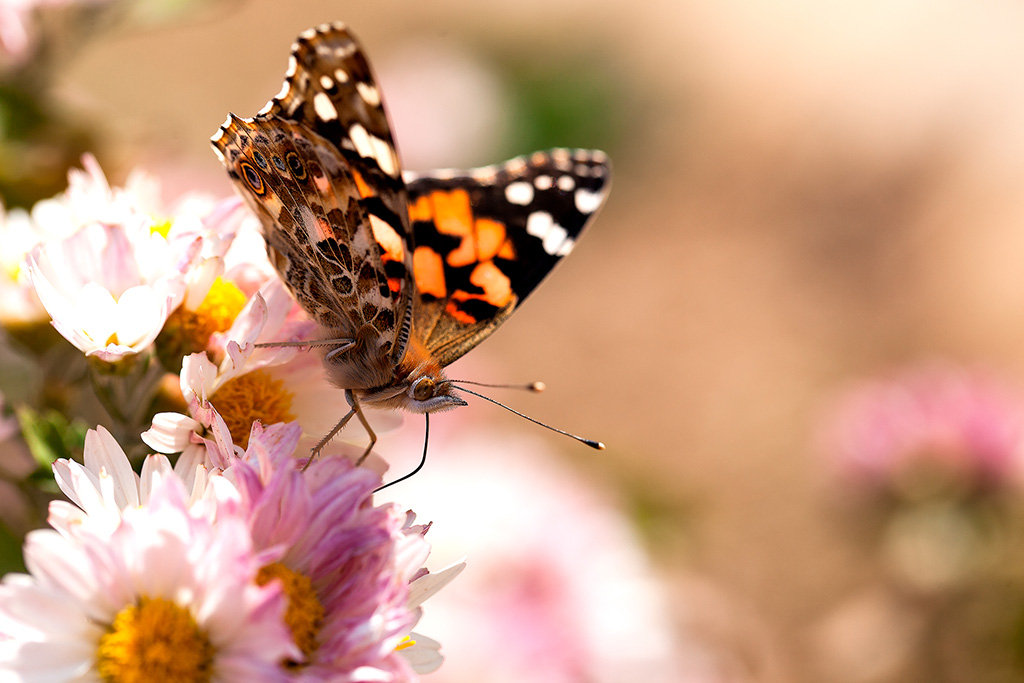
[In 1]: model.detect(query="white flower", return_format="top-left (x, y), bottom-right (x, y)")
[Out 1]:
top-left (24, 156), bottom-right (239, 362)
top-left (143, 277), bottom-right (399, 467)
top-left (48, 425), bottom-right (233, 537)
top-left (0, 472), bottom-right (298, 681)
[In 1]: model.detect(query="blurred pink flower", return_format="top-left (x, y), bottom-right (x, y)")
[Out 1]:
top-left (0, 0), bottom-right (106, 64)
top-left (374, 422), bottom-right (695, 683)
top-left (820, 364), bottom-right (1024, 496)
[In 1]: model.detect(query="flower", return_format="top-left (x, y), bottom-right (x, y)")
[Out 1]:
top-left (224, 420), bottom-right (461, 680)
top-left (819, 363), bottom-right (1024, 498)
top-left (143, 277), bottom-right (399, 467)
top-left (0, 470), bottom-right (297, 681)
top-left (0, 0), bottom-right (108, 64)
top-left (48, 424), bottom-right (227, 537)
top-left (373, 422), bottom-right (690, 683)
top-left (24, 155), bottom-right (240, 362)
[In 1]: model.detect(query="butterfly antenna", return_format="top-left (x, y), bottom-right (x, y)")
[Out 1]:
top-left (452, 385), bottom-right (605, 450)
top-left (446, 379), bottom-right (547, 392)
top-left (373, 414), bottom-right (430, 493)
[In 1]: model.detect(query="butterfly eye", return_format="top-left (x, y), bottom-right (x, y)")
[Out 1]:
top-left (239, 162), bottom-right (266, 195)
top-left (411, 377), bottom-right (435, 402)
top-left (285, 151), bottom-right (307, 180)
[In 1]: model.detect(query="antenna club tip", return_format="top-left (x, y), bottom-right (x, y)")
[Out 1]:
top-left (588, 440), bottom-right (606, 450)
top-left (530, 381), bottom-right (546, 392)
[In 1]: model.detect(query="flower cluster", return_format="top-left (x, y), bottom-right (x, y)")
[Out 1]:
top-left (0, 155), bottom-right (462, 682)
top-left (821, 363), bottom-right (1024, 500)
top-left (0, 422), bottom-right (461, 681)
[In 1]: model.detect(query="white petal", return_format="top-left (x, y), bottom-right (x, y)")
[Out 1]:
top-left (142, 412), bottom-right (202, 453)
top-left (84, 427), bottom-right (139, 509)
top-left (400, 632), bottom-right (444, 674)
top-left (407, 560), bottom-right (466, 610)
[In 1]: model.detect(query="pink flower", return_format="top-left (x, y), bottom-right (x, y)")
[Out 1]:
top-left (820, 363), bottom-right (1024, 496)
top-left (374, 422), bottom-right (690, 683)
top-left (223, 421), bottom-right (460, 680)
top-left (0, 471), bottom-right (297, 681)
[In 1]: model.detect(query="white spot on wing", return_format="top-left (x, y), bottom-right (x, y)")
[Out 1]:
top-left (274, 81), bottom-right (290, 100)
top-left (556, 237), bottom-right (575, 256)
top-left (334, 68), bottom-right (349, 83)
top-left (356, 82), bottom-right (381, 107)
top-left (349, 123), bottom-right (372, 158)
top-left (320, 75), bottom-right (334, 89)
top-left (371, 136), bottom-right (398, 176)
top-left (505, 181), bottom-right (534, 206)
top-left (543, 225), bottom-right (568, 255)
top-left (257, 100), bottom-right (274, 115)
top-left (575, 188), bottom-right (603, 214)
top-left (534, 175), bottom-right (553, 190)
top-left (526, 211), bottom-right (553, 239)
top-left (285, 55), bottom-right (297, 77)
top-left (313, 92), bottom-right (338, 121)
top-left (557, 175), bottom-right (575, 192)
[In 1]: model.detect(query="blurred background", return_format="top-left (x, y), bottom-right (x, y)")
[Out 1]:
top-left (9, 0), bottom-right (1024, 681)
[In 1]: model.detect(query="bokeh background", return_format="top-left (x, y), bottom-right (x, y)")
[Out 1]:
top-left (9, 1), bottom-right (1024, 681)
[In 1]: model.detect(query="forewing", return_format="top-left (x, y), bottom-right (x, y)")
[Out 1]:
top-left (211, 22), bottom-right (413, 360)
top-left (404, 148), bottom-right (611, 367)
top-left (260, 22), bottom-right (402, 184)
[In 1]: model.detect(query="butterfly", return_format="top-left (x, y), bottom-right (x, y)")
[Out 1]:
top-left (211, 22), bottom-right (610, 460)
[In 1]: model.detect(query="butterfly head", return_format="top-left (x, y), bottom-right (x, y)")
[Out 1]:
top-left (357, 367), bottom-right (467, 414)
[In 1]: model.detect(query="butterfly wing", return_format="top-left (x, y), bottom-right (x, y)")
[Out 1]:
top-left (212, 23), bottom-right (415, 373)
top-left (404, 148), bottom-right (611, 367)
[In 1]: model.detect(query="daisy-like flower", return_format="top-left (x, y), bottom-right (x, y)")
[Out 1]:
top-left (143, 277), bottom-right (399, 467)
top-left (24, 155), bottom-right (240, 362)
top-left (225, 420), bottom-right (462, 680)
top-left (48, 424), bottom-right (230, 537)
top-left (0, 468), bottom-right (298, 681)
top-left (820, 363), bottom-right (1024, 499)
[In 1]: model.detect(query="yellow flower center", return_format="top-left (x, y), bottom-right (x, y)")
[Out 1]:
top-left (150, 220), bottom-right (173, 239)
top-left (211, 369), bottom-right (296, 448)
top-left (157, 278), bottom-right (247, 371)
top-left (96, 597), bottom-right (213, 683)
top-left (257, 562), bottom-right (324, 666)
top-left (395, 636), bottom-right (417, 651)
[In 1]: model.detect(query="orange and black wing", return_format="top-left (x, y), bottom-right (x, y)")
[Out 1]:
top-left (404, 148), bottom-right (611, 367)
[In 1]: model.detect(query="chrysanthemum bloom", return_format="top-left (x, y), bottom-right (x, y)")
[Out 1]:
top-left (224, 421), bottom-right (462, 680)
top-left (820, 364), bottom-right (1024, 499)
top-left (25, 155), bottom-right (239, 363)
top-left (0, 470), bottom-right (298, 682)
top-left (49, 425), bottom-right (227, 537)
top-left (143, 278), bottom-right (397, 464)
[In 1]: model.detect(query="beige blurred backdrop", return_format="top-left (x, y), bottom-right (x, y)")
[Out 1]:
top-left (53, 1), bottom-right (1024, 680)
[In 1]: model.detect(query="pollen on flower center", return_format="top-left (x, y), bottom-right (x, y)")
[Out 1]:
top-left (212, 369), bottom-right (296, 448)
top-left (150, 219), bottom-right (173, 238)
top-left (257, 562), bottom-right (324, 666)
top-left (157, 278), bottom-right (246, 370)
top-left (95, 596), bottom-right (213, 683)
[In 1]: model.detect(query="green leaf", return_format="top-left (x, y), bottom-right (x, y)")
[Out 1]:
top-left (15, 406), bottom-right (86, 470)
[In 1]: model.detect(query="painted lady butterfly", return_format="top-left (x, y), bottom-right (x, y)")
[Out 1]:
top-left (211, 22), bottom-right (610, 460)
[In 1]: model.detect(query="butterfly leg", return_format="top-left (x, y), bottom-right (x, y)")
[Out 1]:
top-left (255, 338), bottom-right (354, 353)
top-left (345, 389), bottom-right (377, 465)
top-left (304, 406), bottom-right (357, 471)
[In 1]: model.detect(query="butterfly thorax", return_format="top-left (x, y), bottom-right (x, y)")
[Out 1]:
top-left (326, 331), bottom-right (465, 414)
